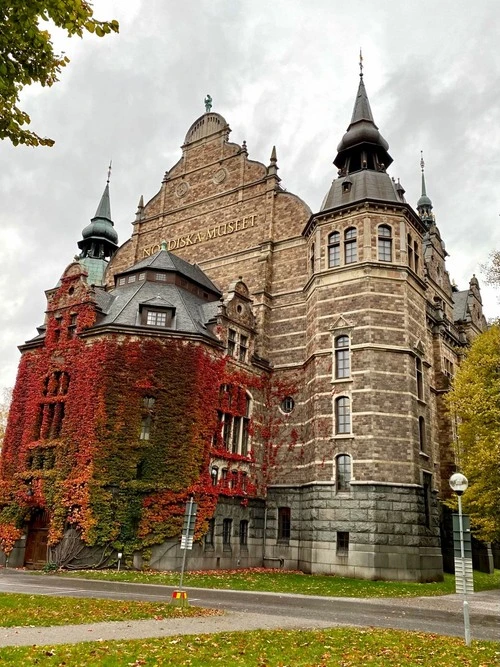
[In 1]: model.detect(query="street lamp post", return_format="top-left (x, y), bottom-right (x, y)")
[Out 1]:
top-left (449, 472), bottom-right (471, 646)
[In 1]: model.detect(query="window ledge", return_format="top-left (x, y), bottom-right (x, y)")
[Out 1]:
top-left (333, 434), bottom-right (354, 440)
top-left (331, 378), bottom-right (353, 385)
top-left (417, 399), bottom-right (427, 406)
top-left (419, 451), bottom-right (430, 459)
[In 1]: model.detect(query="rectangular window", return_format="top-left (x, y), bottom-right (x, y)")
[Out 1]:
top-left (328, 244), bottom-right (340, 267)
top-left (140, 414), bottom-right (152, 440)
top-left (239, 335), bottom-right (248, 362)
top-left (239, 520), bottom-right (248, 546)
top-left (222, 518), bottom-right (232, 547)
top-left (155, 273), bottom-right (166, 281)
top-left (378, 238), bottom-right (392, 261)
top-left (231, 416), bottom-right (241, 453)
top-left (418, 417), bottom-right (426, 453)
top-left (128, 275), bottom-right (136, 283)
top-left (416, 357), bottom-right (423, 400)
top-left (228, 329), bottom-right (237, 357)
top-left (423, 472), bottom-right (432, 528)
top-left (277, 507), bottom-right (291, 542)
top-left (138, 273), bottom-right (146, 281)
top-left (335, 397), bottom-right (351, 434)
top-left (345, 240), bottom-right (357, 263)
top-left (205, 519), bottom-right (215, 547)
top-left (118, 277), bottom-right (126, 286)
top-left (146, 311), bottom-right (167, 326)
top-left (222, 415), bottom-right (232, 451)
top-left (241, 418), bottom-right (250, 456)
top-left (337, 531), bottom-right (349, 555)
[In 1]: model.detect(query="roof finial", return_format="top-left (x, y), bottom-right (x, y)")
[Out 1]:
top-left (204, 94), bottom-right (212, 112)
top-left (107, 160), bottom-right (112, 185)
top-left (420, 150), bottom-right (425, 173)
top-left (359, 48), bottom-right (363, 78)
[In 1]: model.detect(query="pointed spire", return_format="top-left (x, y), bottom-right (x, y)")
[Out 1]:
top-left (267, 145), bottom-right (280, 180)
top-left (270, 145), bottom-right (277, 164)
top-left (417, 151), bottom-right (434, 227)
top-left (93, 182), bottom-right (112, 223)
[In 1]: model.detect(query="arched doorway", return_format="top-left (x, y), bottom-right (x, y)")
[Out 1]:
top-left (24, 510), bottom-right (50, 569)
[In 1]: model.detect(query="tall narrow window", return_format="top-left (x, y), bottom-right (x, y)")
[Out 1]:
top-left (310, 242), bottom-right (315, 273)
top-left (277, 507), bottom-right (291, 542)
top-left (344, 227), bottom-right (357, 264)
top-left (335, 396), bottom-right (351, 434)
top-left (378, 225), bottom-right (392, 261)
top-left (415, 358), bottom-right (423, 400)
top-left (211, 466), bottom-right (219, 486)
top-left (214, 388), bottom-right (252, 456)
top-left (239, 335), bottom-right (248, 362)
top-left (222, 518), bottom-right (232, 547)
top-left (422, 472), bottom-right (432, 528)
top-left (227, 329), bottom-right (236, 356)
top-left (239, 520), bottom-right (248, 546)
top-left (205, 519), bottom-right (215, 547)
top-left (414, 241), bottom-right (420, 274)
top-left (140, 396), bottom-right (155, 440)
top-left (418, 416), bottom-right (426, 452)
top-left (407, 234), bottom-right (413, 269)
top-left (336, 454), bottom-right (352, 492)
top-left (328, 232), bottom-right (340, 267)
top-left (337, 531), bottom-right (349, 555)
top-left (334, 335), bottom-right (350, 379)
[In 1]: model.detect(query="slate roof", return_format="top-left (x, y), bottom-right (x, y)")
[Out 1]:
top-left (119, 250), bottom-right (220, 294)
top-left (93, 279), bottom-right (219, 339)
top-left (453, 290), bottom-right (470, 323)
top-left (321, 170), bottom-right (405, 211)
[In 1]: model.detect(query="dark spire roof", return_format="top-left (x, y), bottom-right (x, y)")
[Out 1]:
top-left (321, 70), bottom-right (403, 212)
top-left (77, 173), bottom-right (119, 284)
top-left (335, 76), bottom-right (391, 166)
top-left (417, 152), bottom-right (434, 227)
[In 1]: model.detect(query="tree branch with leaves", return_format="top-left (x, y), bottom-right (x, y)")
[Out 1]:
top-left (0, 1), bottom-right (119, 147)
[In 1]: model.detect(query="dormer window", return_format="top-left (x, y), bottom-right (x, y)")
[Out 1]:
top-left (155, 273), bottom-right (167, 281)
top-left (139, 303), bottom-right (175, 328)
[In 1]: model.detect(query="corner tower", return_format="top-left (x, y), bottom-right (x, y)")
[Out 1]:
top-left (297, 68), bottom-right (442, 581)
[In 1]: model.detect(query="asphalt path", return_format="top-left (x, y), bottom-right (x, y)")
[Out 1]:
top-left (0, 569), bottom-right (498, 643)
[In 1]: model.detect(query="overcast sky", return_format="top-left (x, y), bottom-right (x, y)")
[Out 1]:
top-left (1, 0), bottom-right (499, 390)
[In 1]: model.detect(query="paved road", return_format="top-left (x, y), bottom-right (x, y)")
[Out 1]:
top-left (0, 569), bottom-right (497, 645)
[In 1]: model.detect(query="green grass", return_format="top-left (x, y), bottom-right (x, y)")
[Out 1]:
top-left (0, 592), bottom-right (220, 627)
top-left (0, 627), bottom-right (497, 666)
top-left (55, 567), bottom-right (500, 598)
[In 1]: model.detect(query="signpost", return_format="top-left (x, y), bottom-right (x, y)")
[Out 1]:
top-left (171, 497), bottom-right (197, 606)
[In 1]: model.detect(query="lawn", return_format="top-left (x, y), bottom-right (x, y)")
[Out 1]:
top-left (57, 567), bottom-right (500, 598)
top-left (0, 627), bottom-right (497, 666)
top-left (0, 592), bottom-right (220, 627)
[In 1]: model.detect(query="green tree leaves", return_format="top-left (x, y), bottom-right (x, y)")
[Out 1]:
top-left (0, 2), bottom-right (119, 147)
top-left (446, 324), bottom-right (500, 542)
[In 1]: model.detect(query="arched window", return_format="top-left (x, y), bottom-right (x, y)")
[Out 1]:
top-left (418, 417), bottom-right (426, 452)
top-left (334, 335), bottom-right (350, 379)
top-left (378, 225), bottom-right (392, 261)
top-left (344, 228), bottom-right (357, 264)
top-left (328, 232), bottom-right (340, 267)
top-left (336, 454), bottom-right (352, 491)
top-left (335, 396), bottom-right (351, 434)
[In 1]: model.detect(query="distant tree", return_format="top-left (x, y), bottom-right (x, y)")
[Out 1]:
top-left (446, 324), bottom-right (500, 543)
top-left (0, 2), bottom-right (119, 147)
top-left (482, 250), bottom-right (500, 287)
top-left (0, 388), bottom-right (12, 451)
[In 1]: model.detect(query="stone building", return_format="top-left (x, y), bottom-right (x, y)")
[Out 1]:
top-left (0, 74), bottom-right (486, 580)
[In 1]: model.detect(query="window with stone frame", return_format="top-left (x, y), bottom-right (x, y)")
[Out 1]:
top-left (227, 328), bottom-right (249, 362)
top-left (344, 227), bottom-right (358, 264)
top-left (335, 396), bottom-right (351, 434)
top-left (334, 335), bottom-right (350, 379)
top-left (407, 233), bottom-right (414, 269)
top-left (418, 416), bottom-right (426, 453)
top-left (222, 518), bottom-right (232, 548)
top-left (415, 357), bottom-right (424, 400)
top-left (36, 371), bottom-right (70, 440)
top-left (214, 386), bottom-right (252, 456)
top-left (140, 396), bottom-right (155, 440)
top-left (328, 231), bottom-right (340, 267)
top-left (277, 506), bottom-right (291, 542)
top-left (336, 454), bottom-right (352, 492)
top-left (239, 519), bottom-right (249, 546)
top-left (205, 518), bottom-right (215, 547)
top-left (414, 240), bottom-right (420, 274)
top-left (377, 224), bottom-right (392, 261)
top-left (310, 242), bottom-right (315, 274)
top-left (422, 472), bottom-right (432, 528)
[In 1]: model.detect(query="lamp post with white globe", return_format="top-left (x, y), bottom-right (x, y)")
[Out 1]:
top-left (449, 472), bottom-right (471, 646)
